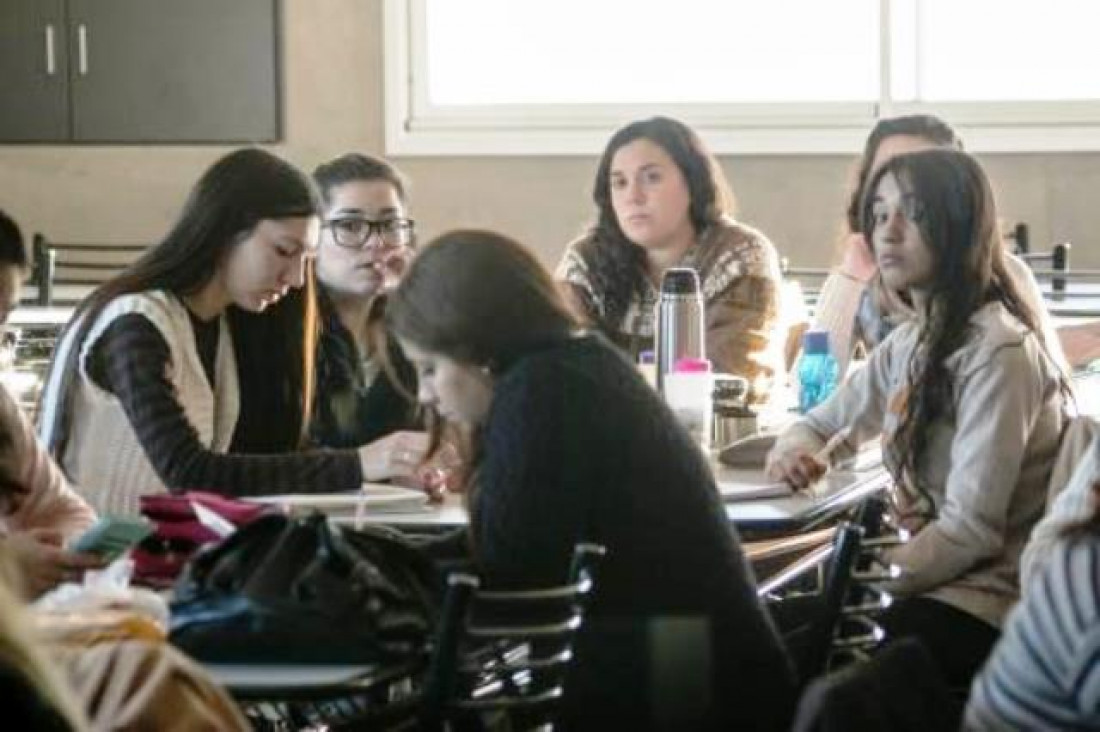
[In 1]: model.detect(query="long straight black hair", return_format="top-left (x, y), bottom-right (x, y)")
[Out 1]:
top-left (45, 148), bottom-right (321, 458)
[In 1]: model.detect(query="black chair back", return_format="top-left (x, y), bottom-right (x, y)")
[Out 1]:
top-left (419, 542), bottom-right (606, 731)
top-left (30, 233), bottom-right (146, 305)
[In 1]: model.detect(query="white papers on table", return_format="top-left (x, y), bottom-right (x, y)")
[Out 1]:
top-left (716, 475), bottom-right (793, 502)
top-left (246, 483), bottom-right (431, 516)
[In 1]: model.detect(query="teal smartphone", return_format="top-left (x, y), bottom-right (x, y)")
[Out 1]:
top-left (69, 517), bottom-right (153, 560)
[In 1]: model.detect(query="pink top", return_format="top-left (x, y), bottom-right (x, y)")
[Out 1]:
top-left (0, 383), bottom-right (96, 540)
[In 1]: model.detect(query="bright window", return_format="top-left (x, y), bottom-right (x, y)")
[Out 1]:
top-left (385, 0), bottom-right (1100, 154)
top-left (425, 0), bottom-right (879, 105)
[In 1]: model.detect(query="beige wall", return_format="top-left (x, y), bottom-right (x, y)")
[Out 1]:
top-left (1, 0), bottom-right (1096, 270)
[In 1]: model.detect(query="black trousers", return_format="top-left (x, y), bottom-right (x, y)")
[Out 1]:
top-left (878, 596), bottom-right (999, 727)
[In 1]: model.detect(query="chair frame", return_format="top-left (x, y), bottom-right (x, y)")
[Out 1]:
top-left (30, 233), bottom-right (146, 305)
top-left (416, 542), bottom-right (606, 730)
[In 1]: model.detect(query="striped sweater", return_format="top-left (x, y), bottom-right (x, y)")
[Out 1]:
top-left (965, 536), bottom-right (1100, 730)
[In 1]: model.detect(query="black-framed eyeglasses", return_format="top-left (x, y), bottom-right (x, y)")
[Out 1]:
top-left (323, 217), bottom-right (416, 250)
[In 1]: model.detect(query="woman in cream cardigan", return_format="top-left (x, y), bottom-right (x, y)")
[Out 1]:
top-left (37, 150), bottom-right (431, 517)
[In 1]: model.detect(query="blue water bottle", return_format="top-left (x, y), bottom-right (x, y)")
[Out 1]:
top-left (798, 330), bottom-right (839, 413)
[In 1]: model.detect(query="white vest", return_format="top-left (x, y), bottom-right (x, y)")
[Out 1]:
top-left (42, 291), bottom-right (239, 516)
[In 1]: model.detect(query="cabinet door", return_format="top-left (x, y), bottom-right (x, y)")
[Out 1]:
top-left (68, 0), bottom-right (279, 142)
top-left (0, 0), bottom-right (70, 141)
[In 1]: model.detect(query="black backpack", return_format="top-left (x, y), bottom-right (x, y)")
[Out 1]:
top-left (169, 512), bottom-right (440, 664)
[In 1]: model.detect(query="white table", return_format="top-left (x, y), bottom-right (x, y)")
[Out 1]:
top-left (255, 461), bottom-right (890, 535)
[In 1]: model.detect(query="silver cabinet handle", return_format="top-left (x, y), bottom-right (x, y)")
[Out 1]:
top-left (45, 25), bottom-right (56, 75)
top-left (77, 24), bottom-right (88, 75)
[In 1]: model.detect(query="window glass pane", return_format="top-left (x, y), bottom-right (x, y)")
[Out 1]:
top-left (908, 0), bottom-right (1100, 101)
top-left (425, 0), bottom-right (879, 105)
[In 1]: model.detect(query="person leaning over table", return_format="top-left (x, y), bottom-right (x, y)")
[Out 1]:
top-left (556, 116), bottom-right (784, 402)
top-left (381, 228), bottom-right (795, 731)
top-left (35, 150), bottom-right (433, 519)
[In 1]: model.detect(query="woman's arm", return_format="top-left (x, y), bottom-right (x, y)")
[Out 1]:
top-left (770, 328), bottom-right (896, 470)
top-left (965, 539), bottom-right (1100, 731)
top-left (0, 384), bottom-right (95, 539)
top-left (883, 343), bottom-right (1051, 595)
top-left (812, 272), bottom-right (867, 377)
top-left (706, 274), bottom-right (780, 393)
top-left (1019, 433), bottom-right (1100, 588)
top-left (554, 244), bottom-right (602, 325)
top-left (90, 315), bottom-right (362, 495)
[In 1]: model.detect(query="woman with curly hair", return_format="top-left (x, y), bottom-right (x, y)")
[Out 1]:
top-left (556, 116), bottom-right (783, 400)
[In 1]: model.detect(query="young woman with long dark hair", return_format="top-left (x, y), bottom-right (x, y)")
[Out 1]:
top-left (386, 229), bottom-right (794, 730)
top-left (812, 114), bottom-right (1065, 375)
top-left (37, 149), bottom-right (430, 516)
top-left (557, 116), bottom-right (784, 400)
top-left (309, 152), bottom-right (422, 450)
top-left (768, 149), bottom-right (1068, 717)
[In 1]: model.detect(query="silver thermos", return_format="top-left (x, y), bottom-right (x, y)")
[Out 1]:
top-left (656, 267), bottom-right (705, 393)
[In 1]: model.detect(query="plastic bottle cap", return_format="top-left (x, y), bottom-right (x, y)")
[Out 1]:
top-left (638, 350), bottom-right (656, 364)
top-left (673, 357), bottom-right (712, 373)
top-left (660, 267), bottom-right (701, 294)
top-left (802, 330), bottom-right (831, 355)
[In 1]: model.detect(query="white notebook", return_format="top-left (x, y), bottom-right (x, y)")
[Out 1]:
top-left (716, 477), bottom-right (793, 502)
top-left (247, 484), bottom-right (430, 514)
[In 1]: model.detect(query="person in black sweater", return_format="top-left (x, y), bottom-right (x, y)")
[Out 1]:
top-left (309, 153), bottom-right (421, 449)
top-left (384, 229), bottom-right (796, 731)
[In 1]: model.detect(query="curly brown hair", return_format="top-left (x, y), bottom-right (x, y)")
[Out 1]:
top-left (574, 117), bottom-right (734, 331)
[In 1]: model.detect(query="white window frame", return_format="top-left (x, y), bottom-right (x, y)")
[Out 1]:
top-left (383, 0), bottom-right (1100, 156)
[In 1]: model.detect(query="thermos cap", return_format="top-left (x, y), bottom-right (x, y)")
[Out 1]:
top-left (673, 357), bottom-right (712, 373)
top-left (661, 267), bottom-right (701, 295)
top-left (803, 330), bottom-right (831, 355)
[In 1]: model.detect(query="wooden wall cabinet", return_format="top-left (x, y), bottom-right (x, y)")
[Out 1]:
top-left (0, 0), bottom-right (280, 143)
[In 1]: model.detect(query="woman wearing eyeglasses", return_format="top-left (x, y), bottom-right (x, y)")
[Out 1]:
top-left (37, 149), bottom-right (432, 517)
top-left (309, 153), bottom-right (425, 452)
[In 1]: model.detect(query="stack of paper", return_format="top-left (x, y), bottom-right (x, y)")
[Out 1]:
top-left (715, 474), bottom-right (793, 502)
top-left (247, 483), bottom-right (430, 516)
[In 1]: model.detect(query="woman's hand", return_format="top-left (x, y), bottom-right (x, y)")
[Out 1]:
top-left (840, 234), bottom-right (877, 282)
top-left (765, 448), bottom-right (828, 490)
top-left (6, 528), bottom-right (106, 598)
top-left (358, 431), bottom-right (432, 483)
top-left (374, 246), bottom-right (413, 292)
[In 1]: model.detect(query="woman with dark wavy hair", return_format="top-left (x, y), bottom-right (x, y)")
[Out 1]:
top-left (768, 149), bottom-right (1068, 723)
top-left (556, 116), bottom-right (783, 400)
